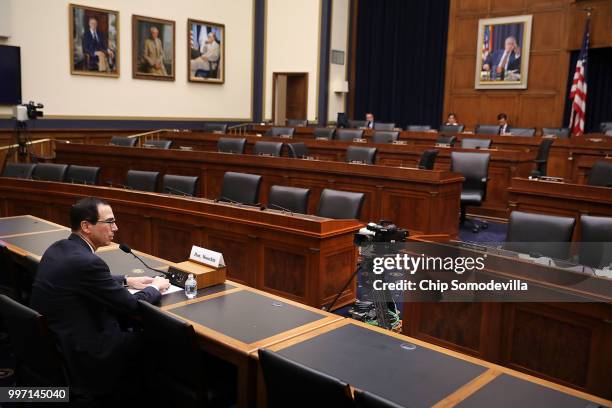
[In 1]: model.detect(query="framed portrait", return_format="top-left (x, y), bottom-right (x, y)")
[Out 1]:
top-left (132, 15), bottom-right (175, 81)
top-left (69, 4), bottom-right (119, 77)
top-left (188, 19), bottom-right (225, 84)
top-left (475, 15), bottom-right (532, 90)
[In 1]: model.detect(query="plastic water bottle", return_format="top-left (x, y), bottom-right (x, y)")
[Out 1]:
top-left (185, 274), bottom-right (197, 299)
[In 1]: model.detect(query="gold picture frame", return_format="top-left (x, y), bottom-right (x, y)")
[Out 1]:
top-left (132, 15), bottom-right (176, 81)
top-left (188, 19), bottom-right (225, 84)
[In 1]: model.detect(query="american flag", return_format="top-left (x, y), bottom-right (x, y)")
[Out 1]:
top-left (569, 15), bottom-right (590, 136)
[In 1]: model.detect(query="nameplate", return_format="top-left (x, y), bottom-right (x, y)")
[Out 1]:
top-left (280, 134), bottom-right (293, 138)
top-left (435, 143), bottom-right (451, 148)
top-left (179, 146), bottom-right (193, 151)
top-left (189, 245), bottom-right (225, 268)
top-left (315, 137), bottom-right (329, 141)
top-left (353, 138), bottom-right (367, 143)
top-left (392, 141), bottom-right (407, 145)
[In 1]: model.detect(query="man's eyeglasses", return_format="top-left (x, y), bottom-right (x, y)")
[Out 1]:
top-left (96, 218), bottom-right (116, 225)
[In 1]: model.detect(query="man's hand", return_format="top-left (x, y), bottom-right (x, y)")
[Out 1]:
top-left (126, 276), bottom-right (154, 289)
top-left (152, 276), bottom-right (171, 292)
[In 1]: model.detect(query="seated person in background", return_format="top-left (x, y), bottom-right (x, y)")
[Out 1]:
top-left (190, 31), bottom-right (221, 78)
top-left (82, 16), bottom-right (115, 72)
top-left (497, 113), bottom-right (510, 135)
top-left (30, 197), bottom-right (170, 400)
top-left (445, 113), bottom-right (459, 126)
top-left (365, 112), bottom-right (375, 129)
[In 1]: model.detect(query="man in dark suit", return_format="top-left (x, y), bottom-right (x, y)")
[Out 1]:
top-left (82, 16), bottom-right (114, 72)
top-left (365, 112), bottom-right (375, 129)
top-left (497, 113), bottom-right (511, 135)
top-left (483, 36), bottom-right (521, 80)
top-left (30, 197), bottom-right (170, 400)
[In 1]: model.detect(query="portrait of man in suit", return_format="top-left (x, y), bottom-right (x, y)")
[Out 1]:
top-left (133, 15), bottom-right (175, 81)
top-left (188, 19), bottom-right (225, 83)
top-left (483, 36), bottom-right (521, 80)
top-left (70, 5), bottom-right (119, 77)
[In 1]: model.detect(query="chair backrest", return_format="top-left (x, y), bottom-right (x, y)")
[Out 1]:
top-left (579, 215), bottom-right (612, 268)
top-left (336, 129), bottom-right (364, 141)
top-left (346, 146), bottom-right (377, 164)
top-left (286, 118), bottom-right (307, 126)
top-left (348, 119), bottom-right (367, 129)
top-left (450, 152), bottom-right (490, 195)
top-left (600, 122), bottom-right (612, 133)
top-left (32, 163), bottom-right (68, 182)
top-left (504, 211), bottom-right (575, 260)
top-left (266, 127), bottom-right (295, 137)
top-left (162, 174), bottom-right (199, 196)
top-left (203, 123), bottom-right (228, 133)
top-left (2, 163), bottom-right (37, 179)
top-left (474, 124), bottom-right (500, 135)
top-left (542, 127), bottom-right (570, 138)
top-left (461, 138), bottom-right (492, 149)
top-left (371, 131), bottom-right (399, 144)
top-left (217, 137), bottom-right (246, 154)
top-left (354, 389), bottom-right (404, 408)
top-left (253, 141), bottom-right (284, 157)
top-left (138, 301), bottom-right (205, 402)
top-left (268, 185), bottom-right (310, 214)
top-left (110, 136), bottom-right (138, 147)
top-left (317, 188), bottom-right (365, 219)
top-left (313, 127), bottom-right (335, 139)
top-left (125, 170), bottom-right (160, 192)
top-left (587, 160), bottom-right (612, 187)
top-left (418, 150), bottom-right (439, 170)
top-left (287, 142), bottom-right (309, 158)
top-left (405, 125), bottom-right (431, 131)
top-left (66, 165), bottom-right (101, 185)
top-left (0, 294), bottom-right (67, 386)
top-left (436, 135), bottom-right (457, 146)
top-left (220, 171), bottom-right (262, 204)
top-left (373, 122), bottom-right (395, 130)
top-left (144, 139), bottom-right (173, 149)
top-left (439, 124), bottom-right (465, 133)
top-left (258, 348), bottom-right (353, 408)
top-left (509, 127), bottom-right (536, 137)
top-left (531, 138), bottom-right (555, 177)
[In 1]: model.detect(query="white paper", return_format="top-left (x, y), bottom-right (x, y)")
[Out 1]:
top-left (129, 284), bottom-right (183, 296)
top-left (189, 245), bottom-right (225, 268)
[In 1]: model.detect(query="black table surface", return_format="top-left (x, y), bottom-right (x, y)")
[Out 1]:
top-left (2, 229), bottom-right (71, 257)
top-left (96, 248), bottom-right (168, 276)
top-left (169, 290), bottom-right (326, 344)
top-left (276, 323), bottom-right (487, 408)
top-left (457, 374), bottom-right (602, 408)
top-left (0, 216), bottom-right (65, 237)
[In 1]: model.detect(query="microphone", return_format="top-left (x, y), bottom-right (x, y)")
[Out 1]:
top-left (105, 180), bottom-right (132, 189)
top-left (216, 196), bottom-right (242, 205)
top-left (164, 185), bottom-right (189, 196)
top-left (263, 203), bottom-right (294, 215)
top-left (119, 243), bottom-right (170, 277)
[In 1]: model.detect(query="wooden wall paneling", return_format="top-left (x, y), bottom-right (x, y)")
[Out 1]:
top-left (111, 207), bottom-right (153, 254)
top-left (204, 229), bottom-right (257, 287)
top-left (481, 94), bottom-right (520, 126)
top-left (448, 95), bottom-right (482, 126)
top-left (260, 242), bottom-right (309, 302)
top-left (518, 94), bottom-right (559, 128)
top-left (457, 0), bottom-right (489, 15)
top-left (454, 17), bottom-right (480, 55)
top-left (451, 56), bottom-right (479, 91)
top-left (151, 219), bottom-right (198, 263)
top-left (320, 246), bottom-right (356, 306)
top-left (531, 10), bottom-right (566, 51)
top-left (491, 0), bottom-right (525, 14)
top-left (568, 0), bottom-right (612, 50)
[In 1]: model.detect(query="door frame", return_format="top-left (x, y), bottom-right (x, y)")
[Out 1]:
top-left (271, 72), bottom-right (309, 125)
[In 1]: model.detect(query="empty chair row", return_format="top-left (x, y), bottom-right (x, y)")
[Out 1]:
top-left (2, 163), bottom-right (101, 184)
top-left (122, 170), bottom-right (199, 196)
top-left (110, 136), bottom-right (174, 149)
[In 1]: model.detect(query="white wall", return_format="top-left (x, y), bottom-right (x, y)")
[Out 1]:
top-left (264, 0), bottom-right (320, 122)
top-left (0, 0), bottom-right (253, 120)
top-left (327, 0), bottom-right (349, 122)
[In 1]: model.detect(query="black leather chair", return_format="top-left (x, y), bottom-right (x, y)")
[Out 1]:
top-left (439, 124), bottom-right (465, 133)
top-left (313, 128), bottom-right (335, 140)
top-left (138, 301), bottom-right (219, 407)
top-left (336, 129), bottom-right (364, 141)
top-left (286, 119), bottom-right (307, 126)
top-left (542, 127), bottom-right (570, 138)
top-left (0, 244), bottom-right (19, 300)
top-left (220, 172), bottom-right (262, 205)
top-left (474, 124), bottom-right (500, 135)
top-left (587, 161), bottom-right (612, 187)
top-left (371, 131), bottom-right (399, 144)
top-left (418, 150), bottom-right (439, 170)
top-left (530, 138), bottom-right (555, 177)
top-left (258, 348), bottom-right (353, 408)
top-left (144, 139), bottom-right (173, 149)
top-left (2, 163), bottom-right (36, 179)
top-left (373, 122), bottom-right (395, 130)
top-left (162, 174), bottom-right (199, 196)
top-left (317, 188), bottom-right (365, 219)
top-left (600, 122), bottom-right (612, 133)
top-left (346, 146), bottom-right (377, 164)
top-left (110, 136), bottom-right (138, 147)
top-left (354, 389), bottom-right (404, 408)
top-left (348, 119), bottom-right (367, 128)
top-left (253, 141), bottom-right (284, 157)
top-left (405, 125), bottom-right (431, 131)
top-left (0, 295), bottom-right (68, 387)
top-left (436, 135), bottom-right (457, 146)
top-left (203, 123), bottom-right (228, 133)
top-left (32, 163), bottom-right (68, 182)
top-left (504, 211), bottom-right (575, 260)
top-left (268, 185), bottom-right (310, 214)
top-left (217, 137), bottom-right (246, 154)
top-left (265, 127), bottom-right (295, 137)
top-left (288, 142), bottom-right (309, 158)
top-left (509, 127), bottom-right (536, 137)
top-left (451, 152), bottom-right (490, 233)
top-left (461, 138), bottom-right (492, 149)
top-left (66, 165), bottom-right (101, 185)
top-left (579, 215), bottom-right (612, 268)
top-left (125, 170), bottom-right (160, 192)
